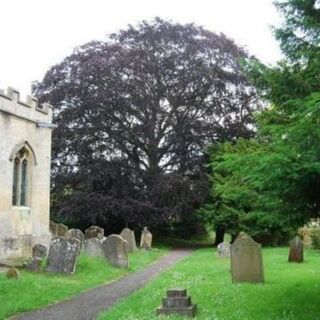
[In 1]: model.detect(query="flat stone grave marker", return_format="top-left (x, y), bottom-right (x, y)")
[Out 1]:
top-left (231, 234), bottom-right (264, 283)
top-left (32, 244), bottom-right (47, 258)
top-left (56, 223), bottom-right (68, 237)
top-left (103, 235), bottom-right (128, 268)
top-left (120, 227), bottom-right (137, 253)
top-left (83, 238), bottom-right (104, 257)
top-left (217, 242), bottom-right (230, 258)
top-left (140, 227), bottom-right (152, 250)
top-left (85, 226), bottom-right (104, 239)
top-left (156, 288), bottom-right (197, 317)
top-left (288, 235), bottom-right (303, 263)
top-left (46, 237), bottom-right (78, 274)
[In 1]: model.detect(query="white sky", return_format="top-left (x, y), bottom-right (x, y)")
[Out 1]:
top-left (0, 0), bottom-right (282, 98)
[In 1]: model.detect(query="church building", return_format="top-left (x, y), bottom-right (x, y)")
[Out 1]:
top-left (0, 87), bottom-right (54, 263)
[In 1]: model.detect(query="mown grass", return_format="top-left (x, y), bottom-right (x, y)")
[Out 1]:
top-left (0, 247), bottom-right (168, 320)
top-left (99, 247), bottom-right (320, 320)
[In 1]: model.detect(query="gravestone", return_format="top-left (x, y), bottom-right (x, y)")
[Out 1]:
top-left (49, 220), bottom-right (58, 235)
top-left (25, 257), bottom-right (42, 272)
top-left (231, 234), bottom-right (264, 283)
top-left (67, 229), bottom-right (85, 246)
top-left (32, 244), bottom-right (47, 258)
top-left (56, 223), bottom-right (68, 237)
top-left (85, 226), bottom-right (104, 239)
top-left (217, 242), bottom-right (230, 258)
top-left (83, 238), bottom-right (104, 257)
top-left (140, 227), bottom-right (152, 250)
top-left (120, 228), bottom-right (137, 253)
top-left (46, 237), bottom-right (78, 274)
top-left (288, 235), bottom-right (303, 263)
top-left (156, 289), bottom-right (197, 317)
top-left (103, 235), bottom-right (128, 268)
top-left (68, 237), bottom-right (81, 256)
top-left (6, 267), bottom-right (20, 279)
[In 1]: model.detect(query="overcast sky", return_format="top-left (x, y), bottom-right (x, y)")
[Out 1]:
top-left (0, 0), bottom-right (282, 97)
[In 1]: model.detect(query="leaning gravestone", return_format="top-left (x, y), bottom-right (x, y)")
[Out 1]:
top-left (140, 227), bottom-right (153, 250)
top-left (46, 237), bottom-right (78, 274)
top-left (68, 237), bottom-right (81, 256)
top-left (83, 238), bottom-right (104, 257)
top-left (217, 242), bottom-right (230, 258)
top-left (288, 235), bottom-right (303, 263)
top-left (67, 229), bottom-right (85, 246)
top-left (103, 235), bottom-right (128, 268)
top-left (231, 234), bottom-right (264, 283)
top-left (120, 228), bottom-right (137, 253)
top-left (85, 226), bottom-right (104, 239)
top-left (32, 244), bottom-right (47, 258)
top-left (56, 223), bottom-right (68, 237)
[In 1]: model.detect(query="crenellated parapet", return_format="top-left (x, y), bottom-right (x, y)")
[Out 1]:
top-left (0, 87), bottom-right (53, 126)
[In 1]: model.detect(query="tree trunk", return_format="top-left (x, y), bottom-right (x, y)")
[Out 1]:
top-left (213, 227), bottom-right (225, 247)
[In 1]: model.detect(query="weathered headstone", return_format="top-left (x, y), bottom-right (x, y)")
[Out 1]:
top-left (32, 244), bottom-right (47, 258)
top-left (103, 235), bottom-right (128, 268)
top-left (67, 229), bottom-right (85, 246)
top-left (46, 237), bottom-right (78, 274)
top-left (25, 257), bottom-right (42, 272)
top-left (288, 235), bottom-right (303, 263)
top-left (140, 227), bottom-right (152, 250)
top-left (49, 220), bottom-right (58, 235)
top-left (231, 234), bottom-right (264, 283)
top-left (85, 226), bottom-right (104, 240)
top-left (6, 267), bottom-right (20, 279)
top-left (56, 223), bottom-right (68, 237)
top-left (120, 227), bottom-right (137, 253)
top-left (68, 237), bottom-right (81, 256)
top-left (156, 289), bottom-right (197, 317)
top-left (217, 242), bottom-right (230, 258)
top-left (83, 238), bottom-right (104, 257)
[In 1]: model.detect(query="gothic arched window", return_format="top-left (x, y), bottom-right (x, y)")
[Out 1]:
top-left (12, 147), bottom-right (30, 206)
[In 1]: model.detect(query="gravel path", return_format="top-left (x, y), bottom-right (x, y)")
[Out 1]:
top-left (12, 249), bottom-right (192, 320)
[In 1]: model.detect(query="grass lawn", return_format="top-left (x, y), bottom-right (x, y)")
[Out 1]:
top-left (99, 247), bottom-right (320, 320)
top-left (0, 247), bottom-right (168, 320)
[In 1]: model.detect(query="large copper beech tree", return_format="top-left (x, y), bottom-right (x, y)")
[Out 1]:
top-left (34, 19), bottom-right (260, 231)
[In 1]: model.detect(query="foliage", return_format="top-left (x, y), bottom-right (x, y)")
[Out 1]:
top-left (198, 0), bottom-right (320, 242)
top-left (34, 18), bottom-right (259, 230)
top-left (245, 0), bottom-right (320, 104)
top-left (0, 248), bottom-right (169, 319)
top-left (99, 247), bottom-right (320, 320)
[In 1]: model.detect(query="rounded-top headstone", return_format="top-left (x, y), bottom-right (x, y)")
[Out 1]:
top-left (120, 228), bottom-right (137, 253)
top-left (85, 226), bottom-right (104, 239)
top-left (288, 235), bottom-right (303, 263)
top-left (231, 234), bottom-right (264, 283)
top-left (217, 242), bottom-right (230, 258)
top-left (67, 229), bottom-right (85, 244)
top-left (103, 234), bottom-right (128, 268)
top-left (83, 238), bottom-right (104, 257)
top-left (140, 227), bottom-right (153, 250)
top-left (32, 244), bottom-right (47, 258)
top-left (6, 267), bottom-right (20, 279)
top-left (46, 237), bottom-right (78, 274)
top-left (56, 223), bottom-right (68, 236)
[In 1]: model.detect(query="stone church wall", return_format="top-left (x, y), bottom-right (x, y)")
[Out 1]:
top-left (0, 87), bottom-right (54, 263)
